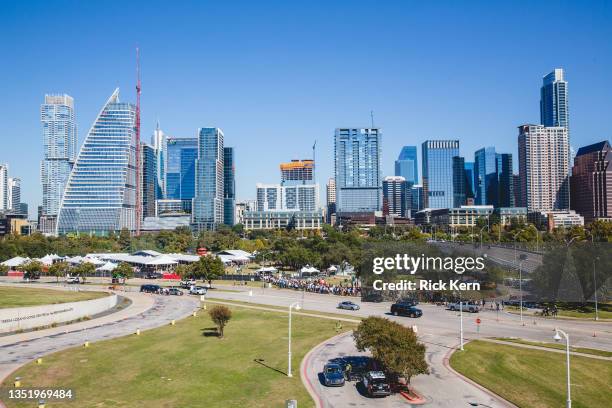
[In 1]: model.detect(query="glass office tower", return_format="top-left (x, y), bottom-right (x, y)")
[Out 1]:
top-left (422, 140), bottom-right (459, 209)
top-left (41, 94), bottom-right (77, 217)
top-left (223, 147), bottom-right (235, 225)
top-left (394, 146), bottom-right (418, 184)
top-left (165, 137), bottom-right (198, 211)
top-left (334, 128), bottom-right (382, 212)
top-left (452, 156), bottom-right (467, 207)
top-left (541, 68), bottom-right (569, 129)
top-left (56, 89), bottom-right (136, 235)
top-left (474, 147), bottom-right (498, 205)
top-left (464, 161), bottom-right (475, 200)
top-left (141, 143), bottom-right (157, 219)
top-left (192, 127), bottom-right (224, 230)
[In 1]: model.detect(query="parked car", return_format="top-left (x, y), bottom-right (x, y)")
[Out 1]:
top-left (322, 363), bottom-right (345, 387)
top-left (165, 288), bottom-right (184, 296)
top-left (66, 276), bottom-right (81, 284)
top-left (362, 371), bottom-right (391, 397)
top-left (140, 284), bottom-right (162, 294)
top-left (447, 301), bottom-right (480, 313)
top-left (189, 286), bottom-right (208, 295)
top-left (338, 301), bottom-right (360, 311)
top-left (390, 301), bottom-right (423, 317)
top-left (145, 272), bottom-right (161, 279)
top-left (180, 279), bottom-right (197, 289)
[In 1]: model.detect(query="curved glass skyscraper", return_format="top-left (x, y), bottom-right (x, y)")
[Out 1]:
top-left (57, 89), bottom-right (137, 235)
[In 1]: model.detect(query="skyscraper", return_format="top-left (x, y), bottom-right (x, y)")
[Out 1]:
top-left (518, 124), bottom-right (570, 212)
top-left (474, 147), bottom-right (498, 205)
top-left (223, 147), bottom-right (236, 226)
top-left (422, 140), bottom-right (459, 209)
top-left (57, 89), bottom-right (136, 235)
top-left (40, 94), bottom-right (77, 218)
top-left (452, 156), bottom-right (467, 207)
top-left (280, 159), bottom-right (314, 185)
top-left (464, 161), bottom-right (476, 201)
top-left (395, 146), bottom-right (418, 184)
top-left (141, 143), bottom-right (157, 219)
top-left (151, 121), bottom-right (166, 199)
top-left (496, 153), bottom-right (514, 207)
top-left (571, 141), bottom-right (612, 223)
top-left (0, 165), bottom-right (8, 211)
top-left (165, 137), bottom-right (198, 211)
top-left (541, 68), bottom-right (569, 129)
top-left (383, 176), bottom-right (408, 217)
top-left (7, 177), bottom-right (21, 212)
top-left (255, 183), bottom-right (318, 212)
top-left (192, 127), bottom-right (224, 231)
top-left (411, 184), bottom-right (423, 213)
top-left (334, 128), bottom-right (382, 212)
top-left (326, 178), bottom-right (336, 222)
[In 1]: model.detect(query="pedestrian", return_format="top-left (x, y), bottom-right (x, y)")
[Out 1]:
top-left (344, 362), bottom-right (352, 380)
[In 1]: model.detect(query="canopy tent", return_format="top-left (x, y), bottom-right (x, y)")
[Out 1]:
top-left (1, 256), bottom-right (30, 268)
top-left (83, 257), bottom-right (105, 266)
top-left (38, 254), bottom-right (61, 266)
top-left (327, 265), bottom-right (338, 272)
top-left (97, 262), bottom-right (117, 272)
top-left (300, 265), bottom-right (320, 277)
top-left (145, 255), bottom-right (179, 266)
top-left (256, 266), bottom-right (279, 275)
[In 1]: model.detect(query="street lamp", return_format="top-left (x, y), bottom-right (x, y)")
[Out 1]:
top-left (518, 253), bottom-right (527, 325)
top-left (479, 226), bottom-right (488, 249)
top-left (459, 300), bottom-right (465, 351)
top-left (553, 328), bottom-right (572, 408)
top-left (593, 257), bottom-right (600, 321)
top-left (287, 301), bottom-right (301, 377)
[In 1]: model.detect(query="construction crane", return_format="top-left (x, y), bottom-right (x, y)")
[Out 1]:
top-left (135, 47), bottom-right (142, 236)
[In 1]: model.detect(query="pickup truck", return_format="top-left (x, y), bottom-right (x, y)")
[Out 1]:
top-left (447, 302), bottom-right (480, 313)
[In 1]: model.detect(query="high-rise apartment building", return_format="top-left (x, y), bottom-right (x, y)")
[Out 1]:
top-left (518, 124), bottom-right (570, 212)
top-left (57, 89), bottom-right (136, 235)
top-left (165, 137), bottom-right (198, 211)
top-left (151, 121), bottom-right (166, 199)
top-left (192, 127), bottom-right (224, 231)
top-left (280, 159), bottom-right (314, 185)
top-left (395, 146), bottom-right (418, 184)
top-left (497, 153), bottom-right (514, 207)
top-left (383, 176), bottom-right (409, 217)
top-left (141, 143), bottom-right (157, 219)
top-left (570, 141), bottom-right (612, 223)
top-left (223, 147), bottom-right (235, 225)
top-left (255, 183), bottom-right (318, 212)
top-left (8, 177), bottom-right (21, 212)
top-left (326, 178), bottom-right (336, 222)
top-left (422, 140), bottom-right (459, 209)
top-left (40, 94), bottom-right (77, 218)
top-left (334, 128), bottom-right (382, 212)
top-left (0, 165), bottom-right (8, 211)
top-left (541, 68), bottom-right (569, 129)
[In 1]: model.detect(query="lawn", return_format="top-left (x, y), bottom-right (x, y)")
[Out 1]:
top-left (450, 340), bottom-right (612, 408)
top-left (2, 306), bottom-right (358, 408)
top-left (494, 337), bottom-right (612, 357)
top-left (0, 287), bottom-right (107, 309)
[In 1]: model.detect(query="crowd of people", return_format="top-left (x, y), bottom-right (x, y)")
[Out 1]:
top-left (261, 275), bottom-right (361, 297)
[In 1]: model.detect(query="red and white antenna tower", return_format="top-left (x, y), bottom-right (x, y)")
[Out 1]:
top-left (135, 47), bottom-right (142, 236)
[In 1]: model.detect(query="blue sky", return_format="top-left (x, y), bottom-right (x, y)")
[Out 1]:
top-left (1, 0), bottom-right (611, 215)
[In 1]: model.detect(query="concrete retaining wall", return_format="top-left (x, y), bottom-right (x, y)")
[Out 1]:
top-left (0, 293), bottom-right (118, 333)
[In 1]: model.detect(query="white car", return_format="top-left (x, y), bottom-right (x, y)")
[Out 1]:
top-left (66, 276), bottom-right (81, 284)
top-left (447, 302), bottom-right (480, 313)
top-left (189, 286), bottom-right (208, 295)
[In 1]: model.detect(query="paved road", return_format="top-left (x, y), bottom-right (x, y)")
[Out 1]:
top-left (435, 242), bottom-right (543, 273)
top-left (0, 283), bottom-right (199, 388)
top-left (206, 285), bottom-right (612, 408)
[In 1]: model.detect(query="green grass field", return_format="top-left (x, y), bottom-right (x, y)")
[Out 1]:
top-left (494, 338), bottom-right (612, 357)
top-left (450, 340), bottom-right (612, 408)
top-left (2, 306), bottom-right (358, 408)
top-left (0, 287), bottom-right (107, 309)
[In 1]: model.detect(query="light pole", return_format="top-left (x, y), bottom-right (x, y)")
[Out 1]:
top-left (593, 257), bottom-right (600, 321)
top-left (518, 253), bottom-right (527, 325)
top-left (287, 301), bottom-right (301, 377)
top-left (459, 300), bottom-right (464, 351)
top-left (553, 328), bottom-right (572, 408)
top-left (479, 226), bottom-right (487, 249)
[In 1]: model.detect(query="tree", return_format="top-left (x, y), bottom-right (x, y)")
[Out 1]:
top-left (73, 262), bottom-right (95, 283)
top-left (118, 228), bottom-right (132, 251)
top-left (190, 255), bottom-right (225, 284)
top-left (0, 264), bottom-right (8, 275)
top-left (354, 316), bottom-right (428, 383)
top-left (21, 260), bottom-right (43, 280)
top-left (113, 262), bottom-right (134, 284)
top-left (175, 264), bottom-right (193, 280)
top-left (208, 305), bottom-right (232, 338)
top-left (48, 261), bottom-right (70, 283)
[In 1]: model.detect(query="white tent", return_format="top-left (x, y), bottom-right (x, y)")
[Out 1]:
top-left (97, 262), bottom-right (117, 272)
top-left (38, 254), bottom-right (61, 266)
top-left (300, 265), bottom-right (320, 277)
top-left (83, 257), bottom-right (105, 266)
top-left (1, 256), bottom-right (30, 268)
top-left (256, 266), bottom-right (278, 274)
top-left (145, 255), bottom-right (179, 266)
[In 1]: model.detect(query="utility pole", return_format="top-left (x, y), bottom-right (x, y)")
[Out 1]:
top-left (135, 47), bottom-right (142, 236)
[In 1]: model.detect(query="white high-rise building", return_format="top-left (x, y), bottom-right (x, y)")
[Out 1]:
top-left (0, 164), bottom-right (8, 211)
top-left (151, 120), bottom-right (166, 199)
top-left (256, 183), bottom-right (319, 212)
top-left (518, 124), bottom-right (570, 212)
top-left (41, 94), bottom-right (77, 217)
top-left (8, 177), bottom-right (21, 211)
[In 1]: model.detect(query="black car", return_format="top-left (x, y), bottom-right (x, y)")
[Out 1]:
top-left (390, 302), bottom-right (423, 317)
top-left (363, 371), bottom-right (391, 397)
top-left (140, 284), bottom-right (161, 294)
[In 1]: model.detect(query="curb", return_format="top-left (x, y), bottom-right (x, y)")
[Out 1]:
top-left (442, 341), bottom-right (519, 408)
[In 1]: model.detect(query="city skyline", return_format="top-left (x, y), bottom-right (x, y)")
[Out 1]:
top-left (1, 1), bottom-right (611, 216)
